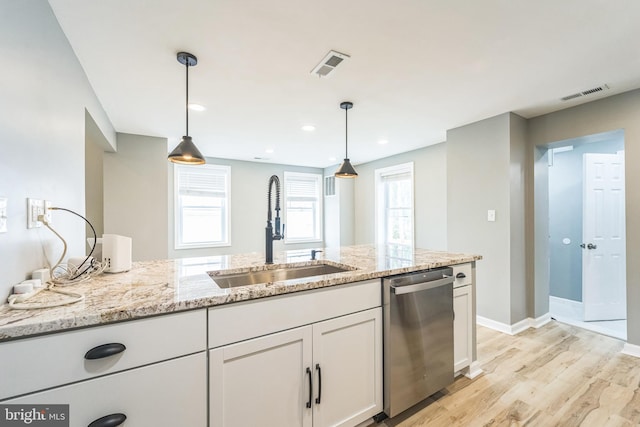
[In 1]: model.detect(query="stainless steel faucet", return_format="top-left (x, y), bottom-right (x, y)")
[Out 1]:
top-left (265, 175), bottom-right (284, 264)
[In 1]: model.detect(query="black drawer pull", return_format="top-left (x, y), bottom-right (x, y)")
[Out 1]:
top-left (88, 413), bottom-right (127, 427)
top-left (456, 272), bottom-right (466, 279)
top-left (84, 343), bottom-right (126, 360)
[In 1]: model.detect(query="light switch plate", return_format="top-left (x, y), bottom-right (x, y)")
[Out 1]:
top-left (487, 209), bottom-right (496, 222)
top-left (0, 198), bottom-right (7, 233)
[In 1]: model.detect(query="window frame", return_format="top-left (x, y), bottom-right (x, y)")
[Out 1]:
top-left (283, 171), bottom-right (323, 244)
top-left (174, 163), bottom-right (231, 250)
top-left (374, 162), bottom-right (415, 249)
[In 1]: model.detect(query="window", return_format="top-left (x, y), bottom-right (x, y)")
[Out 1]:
top-left (174, 164), bottom-right (230, 249)
top-left (284, 172), bottom-right (323, 243)
top-left (375, 163), bottom-right (414, 251)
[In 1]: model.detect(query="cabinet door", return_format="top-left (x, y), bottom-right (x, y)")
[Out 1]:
top-left (5, 352), bottom-right (207, 427)
top-left (210, 326), bottom-right (313, 427)
top-left (312, 308), bottom-right (382, 427)
top-left (454, 285), bottom-right (473, 372)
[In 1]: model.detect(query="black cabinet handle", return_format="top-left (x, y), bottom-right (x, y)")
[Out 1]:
top-left (305, 367), bottom-right (312, 408)
top-left (456, 272), bottom-right (466, 279)
top-left (315, 363), bottom-right (322, 404)
top-left (88, 413), bottom-right (127, 427)
top-left (84, 343), bottom-right (126, 360)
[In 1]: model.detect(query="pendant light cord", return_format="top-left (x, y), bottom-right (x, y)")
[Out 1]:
top-left (344, 106), bottom-right (348, 158)
top-left (185, 60), bottom-right (190, 136)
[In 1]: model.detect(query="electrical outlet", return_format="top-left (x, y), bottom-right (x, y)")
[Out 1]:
top-left (27, 198), bottom-right (44, 229)
top-left (44, 200), bottom-right (52, 224)
top-left (0, 197), bottom-right (7, 233)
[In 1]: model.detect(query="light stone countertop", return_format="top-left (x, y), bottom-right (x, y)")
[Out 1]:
top-left (0, 245), bottom-right (481, 342)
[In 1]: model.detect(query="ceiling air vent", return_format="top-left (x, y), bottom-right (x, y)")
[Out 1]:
top-left (560, 84), bottom-right (610, 101)
top-left (311, 50), bottom-right (350, 78)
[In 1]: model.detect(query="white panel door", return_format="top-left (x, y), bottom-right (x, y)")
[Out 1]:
top-left (209, 326), bottom-right (313, 427)
top-left (312, 308), bottom-right (383, 427)
top-left (582, 152), bottom-right (626, 321)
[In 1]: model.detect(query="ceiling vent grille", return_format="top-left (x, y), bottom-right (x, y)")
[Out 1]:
top-left (560, 84), bottom-right (610, 101)
top-left (311, 50), bottom-right (350, 78)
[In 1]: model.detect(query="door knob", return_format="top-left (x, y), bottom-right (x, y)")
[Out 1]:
top-left (587, 243), bottom-right (597, 250)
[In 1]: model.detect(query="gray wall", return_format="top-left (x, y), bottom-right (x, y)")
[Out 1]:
top-left (0, 1), bottom-right (114, 297)
top-left (548, 136), bottom-right (624, 302)
top-left (104, 133), bottom-right (169, 261)
top-left (352, 143), bottom-right (448, 250)
top-left (509, 115), bottom-right (528, 324)
top-left (85, 112), bottom-right (106, 245)
top-left (447, 113), bottom-right (528, 325)
top-left (529, 89), bottom-right (640, 345)
top-left (168, 158), bottom-right (324, 258)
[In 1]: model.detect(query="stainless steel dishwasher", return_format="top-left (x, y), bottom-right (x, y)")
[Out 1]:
top-left (382, 267), bottom-right (455, 418)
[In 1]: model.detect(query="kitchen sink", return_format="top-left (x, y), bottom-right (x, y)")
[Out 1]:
top-left (211, 263), bottom-right (353, 288)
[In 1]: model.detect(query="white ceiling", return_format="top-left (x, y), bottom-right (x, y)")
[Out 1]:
top-left (48, 0), bottom-right (640, 168)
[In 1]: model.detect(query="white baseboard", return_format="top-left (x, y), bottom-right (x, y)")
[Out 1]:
top-left (622, 343), bottom-right (640, 358)
top-left (549, 296), bottom-right (583, 319)
top-left (465, 361), bottom-right (483, 379)
top-left (477, 313), bottom-right (551, 335)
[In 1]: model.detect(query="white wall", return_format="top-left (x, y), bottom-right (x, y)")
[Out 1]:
top-left (0, 1), bottom-right (114, 297)
top-left (168, 158), bottom-right (324, 258)
top-left (352, 143), bottom-right (448, 250)
top-left (323, 165), bottom-right (355, 248)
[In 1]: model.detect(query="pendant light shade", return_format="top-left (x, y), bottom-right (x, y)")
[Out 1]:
top-left (335, 101), bottom-right (358, 178)
top-left (168, 52), bottom-right (205, 165)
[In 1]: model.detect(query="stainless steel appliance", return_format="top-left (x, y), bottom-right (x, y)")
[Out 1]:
top-left (382, 267), bottom-right (455, 418)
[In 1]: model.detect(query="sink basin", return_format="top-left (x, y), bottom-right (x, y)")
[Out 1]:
top-left (211, 263), bottom-right (353, 288)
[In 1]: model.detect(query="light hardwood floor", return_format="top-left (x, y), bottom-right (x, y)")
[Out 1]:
top-left (381, 321), bottom-right (640, 427)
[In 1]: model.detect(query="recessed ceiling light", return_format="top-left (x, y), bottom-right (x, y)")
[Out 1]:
top-left (188, 103), bottom-right (206, 111)
top-left (302, 125), bottom-right (316, 132)
top-left (328, 157), bottom-right (337, 162)
top-left (378, 139), bottom-right (389, 145)
top-left (265, 148), bottom-right (274, 154)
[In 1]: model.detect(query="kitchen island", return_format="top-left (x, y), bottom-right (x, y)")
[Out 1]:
top-left (0, 245), bottom-right (481, 427)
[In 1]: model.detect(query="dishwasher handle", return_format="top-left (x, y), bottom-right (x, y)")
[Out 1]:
top-left (390, 276), bottom-right (454, 295)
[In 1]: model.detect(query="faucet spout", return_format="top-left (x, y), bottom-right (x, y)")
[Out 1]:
top-left (266, 175), bottom-right (284, 264)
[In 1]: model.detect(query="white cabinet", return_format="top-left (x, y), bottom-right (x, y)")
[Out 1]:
top-left (312, 309), bottom-right (382, 427)
top-left (6, 352), bottom-right (207, 427)
top-left (0, 309), bottom-right (208, 426)
top-left (210, 326), bottom-right (313, 427)
top-left (452, 262), bottom-right (475, 376)
top-left (0, 309), bottom-right (206, 400)
top-left (453, 284), bottom-right (473, 373)
top-left (210, 307), bottom-right (383, 427)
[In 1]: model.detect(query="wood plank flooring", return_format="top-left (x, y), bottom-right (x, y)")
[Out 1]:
top-left (380, 321), bottom-right (640, 427)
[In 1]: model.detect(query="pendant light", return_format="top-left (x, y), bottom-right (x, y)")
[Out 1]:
top-left (168, 52), bottom-right (205, 165)
top-left (335, 101), bottom-right (358, 178)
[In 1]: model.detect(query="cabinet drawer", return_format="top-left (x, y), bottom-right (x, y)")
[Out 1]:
top-left (452, 263), bottom-right (472, 288)
top-left (209, 279), bottom-right (381, 348)
top-left (4, 352), bottom-right (207, 427)
top-left (0, 309), bottom-right (206, 400)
